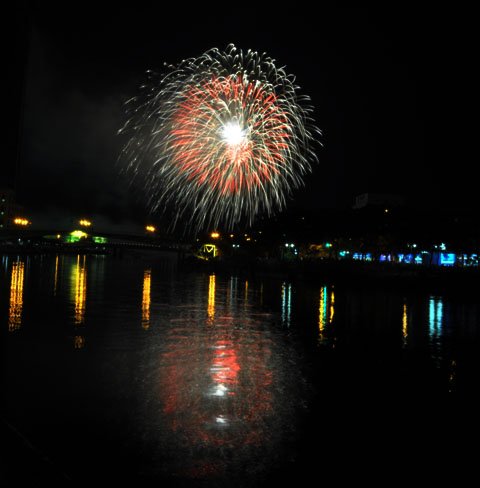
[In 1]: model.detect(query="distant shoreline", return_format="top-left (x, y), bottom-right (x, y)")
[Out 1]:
top-left (2, 247), bottom-right (478, 294)
top-left (185, 257), bottom-right (480, 294)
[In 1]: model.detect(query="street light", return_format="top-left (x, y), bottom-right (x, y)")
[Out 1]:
top-left (145, 225), bottom-right (156, 233)
top-left (211, 232), bottom-right (220, 239)
top-left (79, 219), bottom-right (92, 227)
top-left (13, 217), bottom-right (30, 226)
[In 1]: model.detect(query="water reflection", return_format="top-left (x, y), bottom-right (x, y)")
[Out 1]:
top-left (208, 273), bottom-right (216, 321)
top-left (71, 255), bottom-right (87, 325)
top-left (402, 302), bottom-right (408, 347)
top-left (318, 285), bottom-right (335, 344)
top-left (447, 359), bottom-right (457, 393)
top-left (8, 259), bottom-right (25, 331)
top-left (211, 339), bottom-right (240, 398)
top-left (429, 296), bottom-right (444, 366)
top-left (149, 274), bottom-right (299, 481)
top-left (4, 255), bottom-right (479, 483)
top-left (281, 282), bottom-right (292, 327)
top-left (329, 289), bottom-right (335, 323)
top-left (53, 255), bottom-right (59, 296)
top-left (74, 335), bottom-right (85, 349)
top-left (142, 269), bottom-right (151, 329)
top-left (2, 254), bottom-right (9, 272)
top-left (228, 276), bottom-right (238, 307)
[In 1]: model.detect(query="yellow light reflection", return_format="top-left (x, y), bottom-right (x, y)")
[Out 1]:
top-left (72, 255), bottom-right (87, 325)
top-left (402, 303), bottom-right (408, 346)
top-left (8, 260), bottom-right (25, 331)
top-left (318, 286), bottom-right (327, 338)
top-left (142, 269), bottom-right (152, 329)
top-left (53, 255), bottom-right (59, 296)
top-left (329, 289), bottom-right (335, 324)
top-left (208, 274), bottom-right (216, 322)
top-left (74, 336), bottom-right (85, 349)
top-left (319, 285), bottom-right (335, 343)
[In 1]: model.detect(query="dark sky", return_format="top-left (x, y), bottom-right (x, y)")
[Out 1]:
top-left (4, 4), bottom-right (474, 229)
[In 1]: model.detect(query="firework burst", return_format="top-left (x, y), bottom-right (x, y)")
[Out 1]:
top-left (119, 44), bottom-right (320, 232)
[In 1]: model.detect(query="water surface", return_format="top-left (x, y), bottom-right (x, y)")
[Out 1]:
top-left (1, 254), bottom-right (479, 484)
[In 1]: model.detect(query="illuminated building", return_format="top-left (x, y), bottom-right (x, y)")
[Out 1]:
top-left (65, 230), bottom-right (88, 243)
top-left (197, 243), bottom-right (219, 260)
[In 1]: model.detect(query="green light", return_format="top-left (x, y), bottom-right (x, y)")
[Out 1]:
top-left (70, 230), bottom-right (88, 238)
top-left (65, 235), bottom-right (80, 243)
top-left (325, 242), bottom-right (332, 248)
top-left (93, 236), bottom-right (107, 244)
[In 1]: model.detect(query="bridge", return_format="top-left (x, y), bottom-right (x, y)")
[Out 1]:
top-left (0, 227), bottom-right (192, 257)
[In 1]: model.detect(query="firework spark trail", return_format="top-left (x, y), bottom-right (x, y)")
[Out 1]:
top-left (119, 44), bottom-right (320, 232)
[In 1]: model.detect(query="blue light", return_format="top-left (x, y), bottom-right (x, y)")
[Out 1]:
top-left (379, 254), bottom-right (387, 262)
top-left (415, 254), bottom-right (423, 264)
top-left (440, 253), bottom-right (456, 266)
top-left (429, 297), bottom-right (443, 339)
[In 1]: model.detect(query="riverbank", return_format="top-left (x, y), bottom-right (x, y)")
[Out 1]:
top-left (185, 256), bottom-right (480, 294)
top-left (2, 248), bottom-right (478, 293)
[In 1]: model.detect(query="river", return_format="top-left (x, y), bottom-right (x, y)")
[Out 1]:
top-left (1, 253), bottom-right (479, 485)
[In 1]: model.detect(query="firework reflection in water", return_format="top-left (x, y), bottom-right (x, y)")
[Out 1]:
top-left (138, 275), bottom-right (307, 482)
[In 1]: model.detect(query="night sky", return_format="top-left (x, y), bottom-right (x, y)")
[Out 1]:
top-left (4, 4), bottom-right (473, 231)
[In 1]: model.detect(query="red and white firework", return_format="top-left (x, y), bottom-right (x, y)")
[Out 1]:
top-left (119, 44), bottom-right (320, 231)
